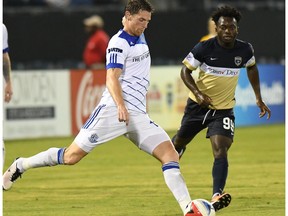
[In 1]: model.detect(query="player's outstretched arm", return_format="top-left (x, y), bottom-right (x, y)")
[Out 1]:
top-left (246, 64), bottom-right (271, 119)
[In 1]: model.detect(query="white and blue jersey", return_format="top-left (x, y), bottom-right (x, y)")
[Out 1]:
top-left (3, 24), bottom-right (9, 53)
top-left (100, 29), bottom-right (150, 114)
top-left (75, 29), bottom-right (171, 154)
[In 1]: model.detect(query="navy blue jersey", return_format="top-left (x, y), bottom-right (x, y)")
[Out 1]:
top-left (183, 37), bottom-right (256, 109)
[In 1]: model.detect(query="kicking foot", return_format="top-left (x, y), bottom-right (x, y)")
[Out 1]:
top-left (3, 158), bottom-right (23, 190)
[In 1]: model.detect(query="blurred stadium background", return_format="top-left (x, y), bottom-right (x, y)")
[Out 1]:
top-left (3, 0), bottom-right (285, 69)
top-left (2, 1), bottom-right (285, 215)
top-left (3, 0), bottom-right (285, 140)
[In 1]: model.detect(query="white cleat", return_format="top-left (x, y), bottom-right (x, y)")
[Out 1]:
top-left (3, 158), bottom-right (22, 190)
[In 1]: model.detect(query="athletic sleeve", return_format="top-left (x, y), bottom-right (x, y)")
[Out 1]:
top-left (245, 43), bottom-right (256, 68)
top-left (182, 42), bottom-right (203, 70)
top-left (106, 35), bottom-right (128, 70)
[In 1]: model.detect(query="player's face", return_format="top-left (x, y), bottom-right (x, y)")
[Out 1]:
top-left (124, 10), bottom-right (151, 36)
top-left (216, 16), bottom-right (238, 47)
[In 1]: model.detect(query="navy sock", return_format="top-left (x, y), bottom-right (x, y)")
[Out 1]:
top-left (212, 157), bottom-right (228, 194)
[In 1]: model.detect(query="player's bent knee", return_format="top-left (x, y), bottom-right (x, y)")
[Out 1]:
top-left (153, 141), bottom-right (179, 164)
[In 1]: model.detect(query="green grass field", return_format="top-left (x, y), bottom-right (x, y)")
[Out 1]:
top-left (3, 124), bottom-right (285, 216)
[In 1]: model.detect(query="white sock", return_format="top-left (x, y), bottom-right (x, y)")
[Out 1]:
top-left (162, 161), bottom-right (191, 214)
top-left (17, 148), bottom-right (65, 172)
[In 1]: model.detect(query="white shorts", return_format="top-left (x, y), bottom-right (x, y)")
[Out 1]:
top-left (74, 105), bottom-right (171, 154)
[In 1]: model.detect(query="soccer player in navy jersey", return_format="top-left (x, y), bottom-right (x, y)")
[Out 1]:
top-left (3, 1), bottom-right (199, 215)
top-left (172, 5), bottom-right (271, 212)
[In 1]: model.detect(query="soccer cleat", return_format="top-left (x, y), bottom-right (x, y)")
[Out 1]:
top-left (3, 158), bottom-right (23, 190)
top-left (211, 193), bottom-right (232, 212)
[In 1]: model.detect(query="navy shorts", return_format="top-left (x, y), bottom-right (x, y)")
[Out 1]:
top-left (177, 98), bottom-right (235, 140)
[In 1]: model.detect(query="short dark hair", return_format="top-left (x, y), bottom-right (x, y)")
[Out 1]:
top-left (211, 5), bottom-right (242, 25)
top-left (125, 0), bottom-right (154, 15)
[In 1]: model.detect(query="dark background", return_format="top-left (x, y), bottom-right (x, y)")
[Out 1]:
top-left (3, 1), bottom-right (285, 69)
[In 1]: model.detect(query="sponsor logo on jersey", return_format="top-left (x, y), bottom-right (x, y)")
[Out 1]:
top-left (108, 47), bottom-right (123, 53)
top-left (132, 51), bottom-right (150, 62)
top-left (204, 65), bottom-right (239, 77)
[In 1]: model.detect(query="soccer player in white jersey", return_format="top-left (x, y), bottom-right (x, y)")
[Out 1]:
top-left (171, 5), bottom-right (271, 212)
top-left (2, 23), bottom-right (13, 167)
top-left (3, 1), bottom-right (198, 215)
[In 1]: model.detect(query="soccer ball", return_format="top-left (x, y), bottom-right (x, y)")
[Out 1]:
top-left (186, 199), bottom-right (216, 216)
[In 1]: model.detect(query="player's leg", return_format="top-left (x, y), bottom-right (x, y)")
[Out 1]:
top-left (210, 135), bottom-right (232, 211)
top-left (210, 135), bottom-right (232, 196)
top-left (172, 98), bottom-right (206, 157)
top-left (207, 111), bottom-right (234, 211)
top-left (172, 126), bottom-right (200, 158)
top-left (3, 105), bottom-right (123, 190)
top-left (152, 140), bottom-right (192, 215)
top-left (3, 142), bottom-right (87, 190)
top-left (126, 114), bottom-right (192, 215)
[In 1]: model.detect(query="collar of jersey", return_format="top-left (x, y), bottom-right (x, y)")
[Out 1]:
top-left (119, 29), bottom-right (142, 46)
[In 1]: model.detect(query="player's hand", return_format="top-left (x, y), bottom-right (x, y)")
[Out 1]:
top-left (195, 92), bottom-right (213, 108)
top-left (117, 104), bottom-right (129, 125)
top-left (256, 100), bottom-right (271, 119)
top-left (4, 83), bottom-right (13, 103)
